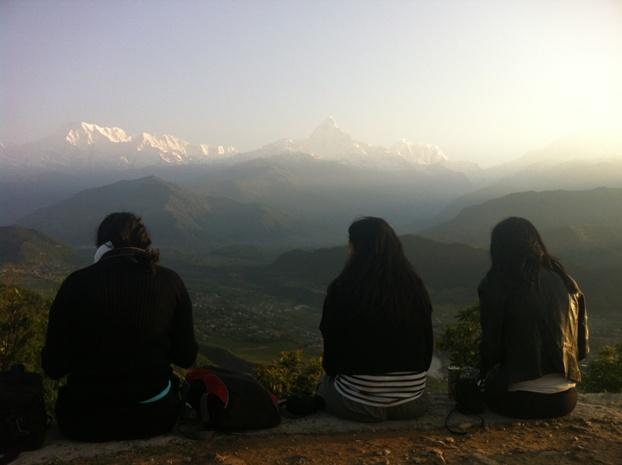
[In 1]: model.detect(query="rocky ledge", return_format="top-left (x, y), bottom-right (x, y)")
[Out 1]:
top-left (11, 393), bottom-right (622, 465)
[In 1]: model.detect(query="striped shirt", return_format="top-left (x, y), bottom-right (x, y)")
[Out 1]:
top-left (334, 371), bottom-right (427, 407)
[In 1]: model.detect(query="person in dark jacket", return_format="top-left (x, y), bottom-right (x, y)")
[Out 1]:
top-left (42, 212), bottom-right (198, 441)
top-left (479, 217), bottom-right (588, 419)
top-left (318, 217), bottom-right (433, 422)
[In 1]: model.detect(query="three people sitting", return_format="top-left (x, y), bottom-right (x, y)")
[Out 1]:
top-left (41, 212), bottom-right (588, 441)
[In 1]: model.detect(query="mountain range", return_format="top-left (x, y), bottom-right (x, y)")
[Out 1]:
top-left (424, 187), bottom-right (622, 250)
top-left (0, 118), bottom-right (473, 228)
top-left (184, 151), bottom-right (472, 236)
top-left (0, 118), bottom-right (455, 173)
top-left (439, 128), bottom-right (622, 218)
top-left (2, 120), bottom-right (622, 252)
top-left (0, 121), bottom-right (238, 171)
top-left (18, 176), bottom-right (301, 248)
top-left (236, 117), bottom-right (454, 171)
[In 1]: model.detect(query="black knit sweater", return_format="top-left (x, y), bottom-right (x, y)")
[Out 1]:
top-left (320, 282), bottom-right (433, 376)
top-left (42, 249), bottom-right (198, 403)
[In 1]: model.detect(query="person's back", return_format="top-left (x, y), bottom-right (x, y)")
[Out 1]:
top-left (479, 217), bottom-right (588, 419)
top-left (318, 217), bottom-right (433, 422)
top-left (321, 280), bottom-right (432, 376)
top-left (43, 252), bottom-right (197, 402)
top-left (42, 212), bottom-right (198, 441)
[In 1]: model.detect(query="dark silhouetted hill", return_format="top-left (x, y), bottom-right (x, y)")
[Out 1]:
top-left (0, 226), bottom-right (72, 266)
top-left (254, 234), bottom-right (489, 308)
top-left (424, 187), bottom-right (622, 247)
top-left (17, 176), bottom-right (301, 248)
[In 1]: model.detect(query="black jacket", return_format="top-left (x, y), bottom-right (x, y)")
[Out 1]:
top-left (320, 282), bottom-right (433, 376)
top-left (42, 249), bottom-right (198, 403)
top-left (478, 268), bottom-right (588, 387)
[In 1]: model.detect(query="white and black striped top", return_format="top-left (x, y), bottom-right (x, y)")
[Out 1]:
top-left (334, 371), bottom-right (427, 407)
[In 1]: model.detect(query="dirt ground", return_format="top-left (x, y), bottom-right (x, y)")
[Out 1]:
top-left (39, 418), bottom-right (622, 465)
top-left (34, 408), bottom-right (622, 465)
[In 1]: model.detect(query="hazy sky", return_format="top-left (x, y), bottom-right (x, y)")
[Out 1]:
top-left (1, 0), bottom-right (621, 165)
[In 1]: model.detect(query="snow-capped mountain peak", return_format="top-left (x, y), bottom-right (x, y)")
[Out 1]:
top-left (243, 117), bottom-right (451, 170)
top-left (1, 118), bottom-right (451, 172)
top-left (64, 122), bottom-right (132, 146)
top-left (312, 116), bottom-right (341, 133)
top-left (1, 122), bottom-right (238, 171)
top-left (135, 131), bottom-right (189, 155)
top-left (392, 139), bottom-right (448, 164)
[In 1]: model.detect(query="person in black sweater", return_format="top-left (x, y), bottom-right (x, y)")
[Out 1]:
top-left (318, 217), bottom-right (433, 422)
top-left (42, 212), bottom-right (198, 441)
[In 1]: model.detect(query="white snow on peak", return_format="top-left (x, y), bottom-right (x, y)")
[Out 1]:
top-left (392, 139), bottom-right (448, 164)
top-left (65, 122), bottom-right (131, 146)
top-left (2, 118), bottom-right (449, 172)
top-left (3, 122), bottom-right (238, 171)
top-left (252, 117), bottom-right (449, 170)
top-left (315, 116), bottom-right (339, 131)
top-left (135, 132), bottom-right (189, 155)
top-left (60, 122), bottom-right (238, 162)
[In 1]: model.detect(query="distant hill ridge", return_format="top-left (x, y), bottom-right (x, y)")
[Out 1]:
top-left (18, 176), bottom-right (300, 248)
top-left (264, 234), bottom-right (489, 299)
top-left (424, 187), bottom-right (622, 247)
top-left (0, 225), bottom-right (70, 265)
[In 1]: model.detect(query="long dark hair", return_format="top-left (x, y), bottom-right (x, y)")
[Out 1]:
top-left (488, 217), bottom-right (577, 293)
top-left (96, 212), bottom-right (160, 266)
top-left (330, 217), bottom-right (431, 320)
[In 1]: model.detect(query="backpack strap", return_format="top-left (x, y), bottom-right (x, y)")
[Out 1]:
top-left (444, 407), bottom-right (485, 435)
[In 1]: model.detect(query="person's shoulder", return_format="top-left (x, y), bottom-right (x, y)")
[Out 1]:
top-left (478, 274), bottom-right (488, 290)
top-left (326, 279), bottom-right (351, 303)
top-left (60, 263), bottom-right (100, 286)
top-left (542, 267), bottom-right (581, 295)
top-left (478, 272), bottom-right (494, 294)
top-left (154, 264), bottom-right (186, 286)
top-left (540, 267), bottom-right (562, 285)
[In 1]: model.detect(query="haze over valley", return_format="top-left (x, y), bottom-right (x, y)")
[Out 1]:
top-left (2, 116), bottom-right (622, 363)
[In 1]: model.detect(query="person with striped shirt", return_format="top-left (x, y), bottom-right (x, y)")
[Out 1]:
top-left (318, 217), bottom-right (433, 422)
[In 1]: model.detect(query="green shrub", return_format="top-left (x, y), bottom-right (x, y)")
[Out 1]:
top-left (255, 349), bottom-right (322, 398)
top-left (438, 304), bottom-right (481, 368)
top-left (582, 343), bottom-right (622, 393)
top-left (0, 283), bottom-right (60, 410)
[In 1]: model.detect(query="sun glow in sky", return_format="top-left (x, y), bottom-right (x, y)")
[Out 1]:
top-left (1, 0), bottom-right (621, 165)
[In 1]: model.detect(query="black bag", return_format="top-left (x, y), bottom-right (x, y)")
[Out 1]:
top-left (445, 370), bottom-right (485, 435)
top-left (186, 366), bottom-right (281, 431)
top-left (281, 394), bottom-right (325, 417)
top-left (455, 378), bottom-right (485, 415)
top-left (0, 365), bottom-right (47, 454)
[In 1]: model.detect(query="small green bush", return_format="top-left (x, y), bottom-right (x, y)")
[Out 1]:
top-left (255, 349), bottom-right (322, 398)
top-left (438, 304), bottom-right (481, 368)
top-left (583, 343), bottom-right (622, 393)
top-left (0, 283), bottom-right (61, 410)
